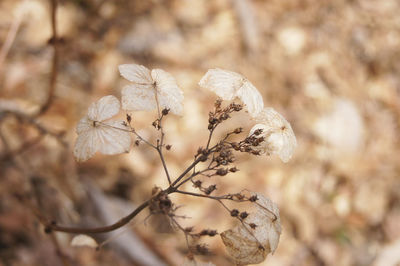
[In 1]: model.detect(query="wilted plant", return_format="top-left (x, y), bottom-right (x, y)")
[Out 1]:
top-left (43, 64), bottom-right (297, 265)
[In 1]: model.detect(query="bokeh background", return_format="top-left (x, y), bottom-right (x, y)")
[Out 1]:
top-left (1, 0), bottom-right (400, 265)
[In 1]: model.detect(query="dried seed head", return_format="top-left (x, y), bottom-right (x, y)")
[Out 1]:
top-left (240, 212), bottom-right (249, 220)
top-left (230, 209), bottom-right (239, 217)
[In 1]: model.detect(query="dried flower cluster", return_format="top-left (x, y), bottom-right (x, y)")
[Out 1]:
top-left (70, 64), bottom-right (296, 265)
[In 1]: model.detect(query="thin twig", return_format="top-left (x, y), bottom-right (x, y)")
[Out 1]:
top-left (37, 0), bottom-right (58, 115)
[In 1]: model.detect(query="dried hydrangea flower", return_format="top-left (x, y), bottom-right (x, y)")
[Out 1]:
top-left (198, 68), bottom-right (264, 117)
top-left (73, 95), bottom-right (131, 162)
top-left (250, 107), bottom-right (297, 162)
top-left (220, 193), bottom-right (281, 265)
top-left (119, 64), bottom-right (184, 115)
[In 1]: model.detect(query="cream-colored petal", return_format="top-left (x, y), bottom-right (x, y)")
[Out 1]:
top-left (121, 85), bottom-right (157, 111)
top-left (118, 64), bottom-right (152, 85)
top-left (76, 116), bottom-right (92, 134)
top-left (71, 234), bottom-right (98, 248)
top-left (97, 120), bottom-right (131, 155)
top-left (87, 95), bottom-right (120, 122)
top-left (73, 128), bottom-right (99, 162)
top-left (199, 68), bottom-right (243, 101)
top-left (151, 69), bottom-right (184, 115)
top-left (236, 81), bottom-right (264, 117)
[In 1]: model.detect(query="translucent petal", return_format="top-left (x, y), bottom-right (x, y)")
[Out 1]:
top-left (251, 108), bottom-right (297, 163)
top-left (71, 234), bottom-right (98, 248)
top-left (97, 120), bottom-right (131, 155)
top-left (118, 64), bottom-right (152, 85)
top-left (199, 68), bottom-right (243, 100)
top-left (236, 81), bottom-right (264, 117)
top-left (121, 85), bottom-right (157, 111)
top-left (87, 95), bottom-right (120, 122)
top-left (73, 127), bottom-right (99, 162)
top-left (76, 116), bottom-right (92, 134)
top-left (221, 229), bottom-right (268, 265)
top-left (152, 69), bottom-right (184, 115)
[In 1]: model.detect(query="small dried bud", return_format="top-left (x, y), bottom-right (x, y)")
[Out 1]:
top-left (135, 140), bottom-right (140, 146)
top-left (162, 108), bottom-right (170, 115)
top-left (230, 209), bottom-right (239, 217)
top-left (254, 129), bottom-right (263, 136)
top-left (126, 114), bottom-right (132, 123)
top-left (249, 195), bottom-right (258, 202)
top-left (208, 124), bottom-right (213, 130)
top-left (216, 168), bottom-right (228, 176)
top-left (229, 167), bottom-right (238, 173)
top-left (239, 212), bottom-right (249, 220)
top-left (195, 244), bottom-right (210, 255)
top-left (234, 127), bottom-right (243, 134)
top-left (221, 113), bottom-right (229, 120)
top-left (200, 229), bottom-right (218, 237)
top-left (249, 223), bottom-right (257, 229)
top-left (44, 226), bottom-right (52, 234)
top-left (199, 155), bottom-right (208, 162)
top-left (193, 180), bottom-right (202, 188)
top-left (205, 184), bottom-right (217, 195)
top-left (209, 117), bottom-right (218, 124)
top-left (152, 121), bottom-right (157, 128)
top-left (166, 144), bottom-right (172, 150)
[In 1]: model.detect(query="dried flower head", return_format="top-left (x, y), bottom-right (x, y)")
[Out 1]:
top-left (73, 95), bottom-right (131, 162)
top-left (119, 64), bottom-right (184, 115)
top-left (249, 107), bottom-right (297, 162)
top-left (220, 193), bottom-right (281, 265)
top-left (199, 68), bottom-right (264, 117)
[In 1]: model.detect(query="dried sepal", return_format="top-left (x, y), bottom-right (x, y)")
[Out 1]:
top-left (74, 95), bottom-right (131, 162)
top-left (250, 107), bottom-right (297, 162)
top-left (220, 193), bottom-right (281, 265)
top-left (199, 68), bottom-right (264, 117)
top-left (119, 64), bottom-right (184, 115)
top-left (71, 234), bottom-right (98, 248)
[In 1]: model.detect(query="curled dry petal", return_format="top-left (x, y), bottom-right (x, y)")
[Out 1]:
top-left (250, 107), bottom-right (297, 162)
top-left (119, 64), bottom-right (184, 115)
top-left (71, 234), bottom-right (98, 248)
top-left (74, 95), bottom-right (131, 162)
top-left (220, 193), bottom-right (281, 265)
top-left (199, 68), bottom-right (264, 117)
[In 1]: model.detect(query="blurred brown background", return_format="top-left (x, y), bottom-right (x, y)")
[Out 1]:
top-left (1, 0), bottom-right (400, 265)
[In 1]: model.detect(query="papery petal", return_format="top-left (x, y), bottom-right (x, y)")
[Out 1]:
top-left (73, 128), bottom-right (99, 162)
top-left (71, 234), bottom-right (98, 248)
top-left (199, 68), bottom-right (243, 100)
top-left (121, 85), bottom-right (157, 111)
top-left (151, 69), bottom-right (184, 115)
top-left (97, 120), bottom-right (131, 155)
top-left (87, 95), bottom-right (120, 122)
top-left (118, 64), bottom-right (152, 85)
top-left (76, 116), bottom-right (92, 134)
top-left (236, 81), bottom-right (264, 117)
top-left (221, 229), bottom-right (268, 265)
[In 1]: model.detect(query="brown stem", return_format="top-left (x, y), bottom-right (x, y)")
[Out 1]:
top-left (38, 0), bottom-right (58, 116)
top-left (48, 199), bottom-right (150, 234)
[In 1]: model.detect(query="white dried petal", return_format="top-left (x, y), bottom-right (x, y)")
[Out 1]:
top-left (152, 69), bottom-right (184, 115)
top-left (236, 81), bottom-right (264, 117)
top-left (119, 64), bottom-right (184, 115)
top-left (198, 68), bottom-right (264, 117)
top-left (251, 107), bottom-right (297, 162)
top-left (87, 95), bottom-right (120, 122)
top-left (221, 228), bottom-right (268, 265)
top-left (71, 234), bottom-right (98, 248)
top-left (118, 64), bottom-right (152, 85)
top-left (74, 96), bottom-right (132, 162)
top-left (199, 68), bottom-right (243, 100)
top-left (121, 85), bottom-right (157, 111)
top-left (97, 120), bottom-right (131, 155)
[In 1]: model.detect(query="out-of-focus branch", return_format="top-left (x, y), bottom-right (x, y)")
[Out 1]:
top-left (0, 6), bottom-right (23, 76)
top-left (37, 0), bottom-right (59, 116)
